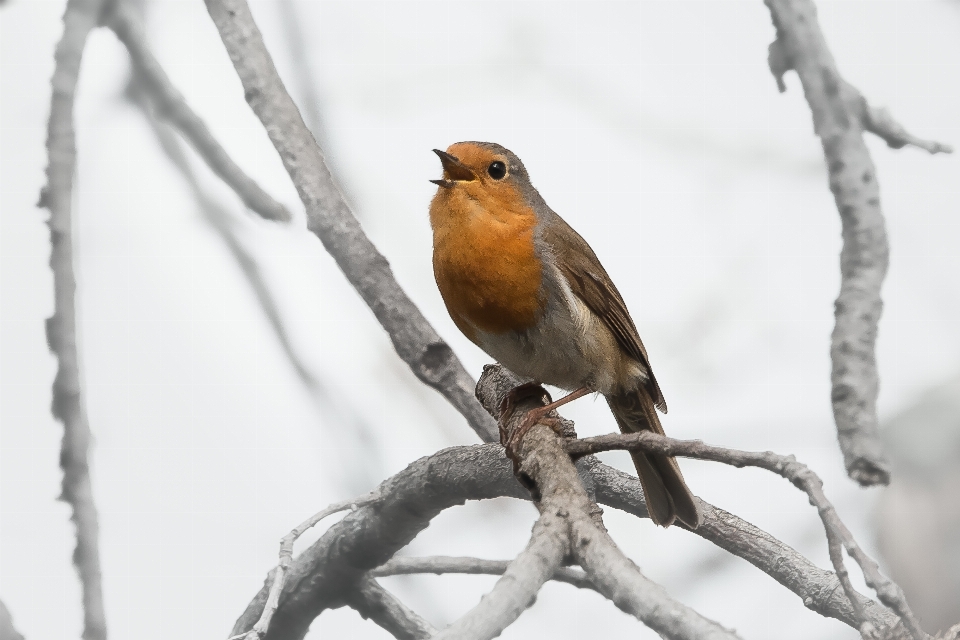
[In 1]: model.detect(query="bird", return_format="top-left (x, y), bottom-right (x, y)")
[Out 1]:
top-left (428, 141), bottom-right (701, 529)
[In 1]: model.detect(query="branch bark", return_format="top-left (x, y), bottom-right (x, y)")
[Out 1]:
top-left (486, 364), bottom-right (906, 636)
top-left (764, 0), bottom-right (950, 487)
top-left (372, 556), bottom-right (596, 592)
top-left (233, 441), bottom-right (912, 639)
top-left (430, 508), bottom-right (567, 640)
top-left (234, 364), bottom-right (918, 638)
top-left (40, 0), bottom-right (109, 638)
top-left (484, 369), bottom-right (740, 640)
top-left (347, 578), bottom-right (437, 640)
top-left (568, 431), bottom-right (927, 639)
top-left (229, 447), bottom-right (526, 639)
top-left (202, 0), bottom-right (497, 444)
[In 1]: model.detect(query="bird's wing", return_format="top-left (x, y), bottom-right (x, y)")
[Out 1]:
top-left (541, 212), bottom-right (667, 413)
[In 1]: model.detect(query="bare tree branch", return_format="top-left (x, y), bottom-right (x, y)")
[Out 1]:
top-left (200, 1), bottom-right (941, 636)
top-left (0, 600), bottom-right (25, 640)
top-left (229, 447), bottom-right (527, 640)
top-left (590, 461), bottom-right (902, 634)
top-left (104, 0), bottom-right (291, 222)
top-left (485, 364), bottom-right (905, 635)
top-left (229, 492), bottom-right (380, 640)
top-left (860, 102), bottom-right (953, 155)
top-left (764, 0), bottom-right (950, 487)
top-left (431, 502), bottom-right (567, 639)
top-left (39, 1), bottom-right (110, 638)
top-left (935, 625), bottom-right (960, 640)
top-left (203, 0), bottom-right (498, 444)
top-left (347, 577), bottom-right (437, 640)
top-left (232, 439), bottom-right (912, 639)
top-left (372, 556), bottom-right (596, 592)
top-left (568, 431), bottom-right (927, 639)
top-left (485, 370), bottom-right (742, 640)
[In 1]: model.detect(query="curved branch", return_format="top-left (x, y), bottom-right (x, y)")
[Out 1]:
top-left (229, 446), bottom-right (526, 639)
top-left (347, 578), bottom-right (436, 640)
top-left (491, 376), bottom-right (740, 640)
top-left (485, 364), bottom-right (903, 634)
top-left (372, 556), bottom-right (596, 592)
top-left (40, 1), bottom-right (109, 638)
top-left (431, 509), bottom-right (567, 640)
top-left (105, 0), bottom-right (291, 222)
top-left (202, 0), bottom-right (497, 443)
top-left (232, 439), bottom-right (908, 639)
top-left (764, 0), bottom-right (949, 488)
top-left (569, 431), bottom-right (925, 638)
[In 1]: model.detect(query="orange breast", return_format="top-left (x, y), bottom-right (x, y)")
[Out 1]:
top-left (430, 187), bottom-right (545, 341)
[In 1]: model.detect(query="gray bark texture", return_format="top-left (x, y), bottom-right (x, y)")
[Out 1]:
top-left (764, 0), bottom-right (950, 487)
top-left (231, 366), bottom-right (920, 639)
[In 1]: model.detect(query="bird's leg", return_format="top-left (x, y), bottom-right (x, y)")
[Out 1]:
top-left (498, 381), bottom-right (551, 445)
top-left (506, 386), bottom-right (591, 453)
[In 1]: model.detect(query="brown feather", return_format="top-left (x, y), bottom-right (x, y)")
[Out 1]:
top-left (607, 390), bottom-right (702, 528)
top-left (540, 214), bottom-right (667, 412)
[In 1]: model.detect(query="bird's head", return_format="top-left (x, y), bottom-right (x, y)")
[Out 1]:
top-left (429, 142), bottom-right (537, 226)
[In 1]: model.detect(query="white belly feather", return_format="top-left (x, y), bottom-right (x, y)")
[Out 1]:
top-left (472, 264), bottom-right (646, 396)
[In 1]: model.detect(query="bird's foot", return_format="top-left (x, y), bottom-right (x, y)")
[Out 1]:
top-left (498, 382), bottom-right (551, 447)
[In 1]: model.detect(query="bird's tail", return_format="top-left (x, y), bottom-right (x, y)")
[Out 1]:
top-left (606, 390), bottom-right (702, 528)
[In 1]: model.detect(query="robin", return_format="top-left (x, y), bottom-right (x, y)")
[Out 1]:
top-left (428, 141), bottom-right (701, 528)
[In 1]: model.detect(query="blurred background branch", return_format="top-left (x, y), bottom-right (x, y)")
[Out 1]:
top-left (39, 0), bottom-right (110, 638)
top-left (764, 0), bottom-right (952, 487)
top-left (104, 0), bottom-right (291, 223)
top-left (0, 600), bottom-right (25, 640)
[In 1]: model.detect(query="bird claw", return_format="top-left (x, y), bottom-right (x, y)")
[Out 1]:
top-left (498, 382), bottom-right (551, 447)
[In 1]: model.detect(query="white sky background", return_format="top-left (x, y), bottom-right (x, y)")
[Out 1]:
top-left (1, 0), bottom-right (959, 638)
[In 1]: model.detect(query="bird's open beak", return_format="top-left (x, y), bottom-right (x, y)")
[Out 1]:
top-left (431, 149), bottom-right (477, 188)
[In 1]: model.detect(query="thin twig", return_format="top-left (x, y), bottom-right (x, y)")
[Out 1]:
top-left (229, 447), bottom-right (527, 639)
top-left (347, 577), bottom-right (437, 640)
top-left (372, 556), bottom-right (596, 592)
top-left (203, 0), bottom-right (498, 444)
top-left (431, 509), bottom-right (568, 640)
top-left (229, 492), bottom-right (380, 640)
top-left (567, 431), bottom-right (927, 639)
top-left (231, 441), bottom-right (906, 639)
top-left (104, 0), bottom-right (291, 222)
top-left (590, 460), bottom-right (900, 632)
top-left (39, 1), bottom-right (110, 638)
top-left (764, 0), bottom-right (949, 488)
top-left (486, 364), bottom-right (903, 634)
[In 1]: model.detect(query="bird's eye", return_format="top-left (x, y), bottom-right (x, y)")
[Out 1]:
top-left (487, 161), bottom-right (507, 180)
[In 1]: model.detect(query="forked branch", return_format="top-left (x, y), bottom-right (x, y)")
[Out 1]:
top-left (568, 431), bottom-right (927, 639)
top-left (105, 0), bottom-right (291, 222)
top-left (764, 0), bottom-right (951, 487)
